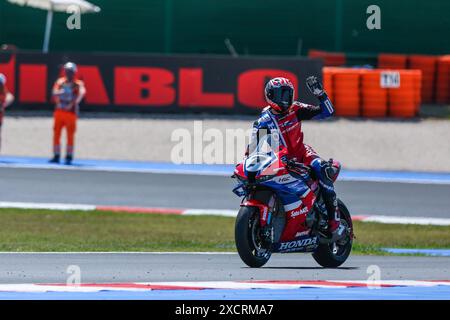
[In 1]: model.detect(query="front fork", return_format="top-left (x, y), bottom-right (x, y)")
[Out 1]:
top-left (240, 193), bottom-right (276, 228)
top-left (241, 193), bottom-right (276, 247)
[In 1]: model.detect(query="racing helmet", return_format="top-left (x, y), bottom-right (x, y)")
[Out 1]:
top-left (264, 77), bottom-right (295, 113)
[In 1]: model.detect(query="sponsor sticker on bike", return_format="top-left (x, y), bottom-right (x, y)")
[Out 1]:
top-left (277, 236), bottom-right (318, 252)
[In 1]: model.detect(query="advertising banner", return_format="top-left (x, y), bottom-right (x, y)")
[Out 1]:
top-left (0, 51), bottom-right (323, 114)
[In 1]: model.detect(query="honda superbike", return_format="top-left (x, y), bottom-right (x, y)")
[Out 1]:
top-left (232, 136), bottom-right (353, 268)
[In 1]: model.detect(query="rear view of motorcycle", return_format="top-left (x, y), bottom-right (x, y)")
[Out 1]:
top-left (232, 135), bottom-right (354, 268)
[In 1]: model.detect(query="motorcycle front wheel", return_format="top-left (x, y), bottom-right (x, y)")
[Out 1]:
top-left (235, 206), bottom-right (271, 268)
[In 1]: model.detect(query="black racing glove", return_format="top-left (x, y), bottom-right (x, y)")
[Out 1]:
top-left (306, 76), bottom-right (325, 99)
top-left (281, 155), bottom-right (310, 173)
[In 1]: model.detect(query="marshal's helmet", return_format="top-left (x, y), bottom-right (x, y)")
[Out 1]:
top-left (63, 62), bottom-right (77, 73)
top-left (264, 77), bottom-right (295, 113)
top-left (63, 62), bottom-right (78, 80)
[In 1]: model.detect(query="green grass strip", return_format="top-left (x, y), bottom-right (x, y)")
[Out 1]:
top-left (0, 208), bottom-right (448, 254)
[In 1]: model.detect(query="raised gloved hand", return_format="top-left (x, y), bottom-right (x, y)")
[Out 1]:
top-left (306, 76), bottom-right (325, 98)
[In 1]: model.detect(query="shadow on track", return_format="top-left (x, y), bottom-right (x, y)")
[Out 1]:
top-left (255, 266), bottom-right (359, 270)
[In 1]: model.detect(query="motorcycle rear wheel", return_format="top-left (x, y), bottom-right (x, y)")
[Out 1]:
top-left (312, 199), bottom-right (353, 268)
top-left (235, 206), bottom-right (271, 268)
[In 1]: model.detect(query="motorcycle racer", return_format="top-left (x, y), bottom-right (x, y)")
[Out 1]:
top-left (247, 76), bottom-right (344, 240)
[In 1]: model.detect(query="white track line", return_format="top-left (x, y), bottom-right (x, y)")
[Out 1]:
top-left (183, 209), bottom-right (237, 217)
top-left (0, 201), bottom-right (95, 211)
top-left (360, 215), bottom-right (450, 226)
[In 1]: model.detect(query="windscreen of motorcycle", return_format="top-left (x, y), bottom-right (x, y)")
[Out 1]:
top-left (245, 153), bottom-right (274, 173)
top-left (245, 135), bottom-right (278, 174)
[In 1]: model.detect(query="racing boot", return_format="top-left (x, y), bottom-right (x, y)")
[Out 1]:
top-left (49, 154), bottom-right (60, 164)
top-left (65, 155), bottom-right (73, 165)
top-left (325, 198), bottom-right (345, 242)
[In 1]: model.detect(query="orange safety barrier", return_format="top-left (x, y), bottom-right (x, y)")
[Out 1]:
top-left (412, 70), bottom-right (422, 113)
top-left (322, 67), bottom-right (339, 102)
top-left (408, 55), bottom-right (437, 104)
top-left (309, 49), bottom-right (346, 67)
top-left (378, 54), bottom-right (408, 69)
top-left (388, 70), bottom-right (421, 118)
top-left (436, 55), bottom-right (450, 104)
top-left (322, 67), bottom-right (422, 118)
top-left (331, 68), bottom-right (361, 116)
top-left (360, 69), bottom-right (388, 117)
top-left (322, 69), bottom-right (333, 102)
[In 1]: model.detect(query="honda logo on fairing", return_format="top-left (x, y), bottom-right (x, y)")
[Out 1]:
top-left (278, 237), bottom-right (318, 251)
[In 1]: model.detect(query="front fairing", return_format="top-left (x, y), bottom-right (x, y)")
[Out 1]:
top-left (232, 134), bottom-right (312, 198)
top-left (262, 176), bottom-right (310, 196)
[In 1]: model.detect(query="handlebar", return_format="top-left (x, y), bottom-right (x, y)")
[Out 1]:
top-left (282, 158), bottom-right (312, 175)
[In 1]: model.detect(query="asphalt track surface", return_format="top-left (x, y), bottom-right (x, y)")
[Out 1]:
top-left (0, 167), bottom-right (449, 298)
top-left (0, 253), bottom-right (449, 283)
top-left (0, 167), bottom-right (449, 218)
